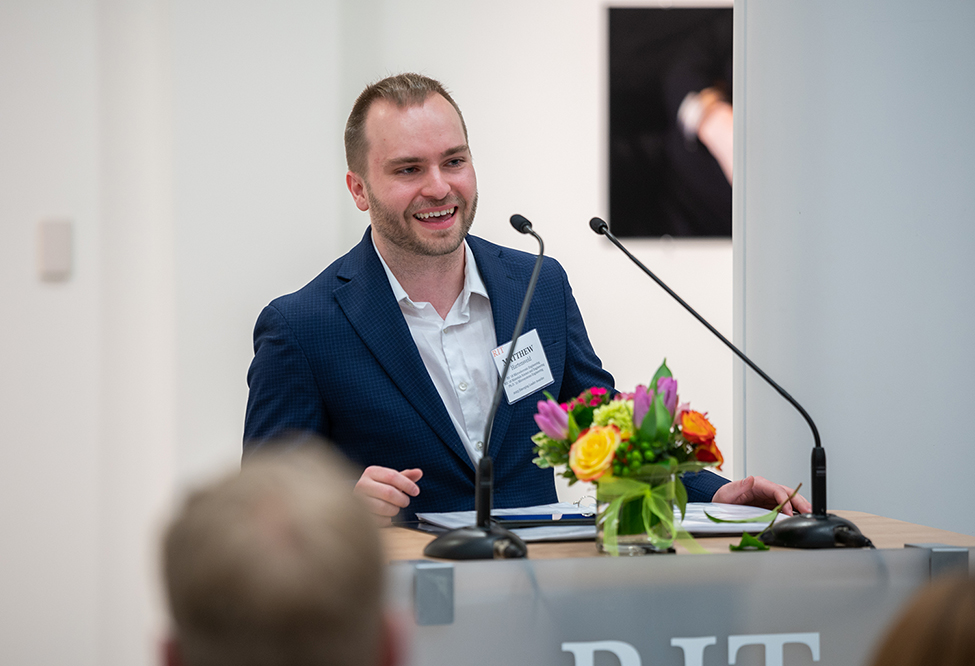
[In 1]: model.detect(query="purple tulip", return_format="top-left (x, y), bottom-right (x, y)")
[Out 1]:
top-left (656, 377), bottom-right (678, 416)
top-left (632, 384), bottom-right (653, 428)
top-left (534, 399), bottom-right (569, 440)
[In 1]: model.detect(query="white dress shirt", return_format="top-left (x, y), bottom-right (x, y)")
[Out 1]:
top-left (374, 238), bottom-right (499, 464)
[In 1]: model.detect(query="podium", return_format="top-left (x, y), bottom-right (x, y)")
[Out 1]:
top-left (382, 510), bottom-right (974, 666)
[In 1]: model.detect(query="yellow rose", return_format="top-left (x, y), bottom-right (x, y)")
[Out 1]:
top-left (569, 426), bottom-right (619, 482)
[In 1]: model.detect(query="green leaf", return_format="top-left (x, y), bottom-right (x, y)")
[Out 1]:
top-left (674, 477), bottom-right (688, 520)
top-left (620, 496), bottom-right (647, 536)
top-left (704, 509), bottom-right (780, 524)
top-left (574, 407), bottom-right (594, 432)
top-left (567, 411), bottom-right (581, 441)
top-left (705, 483), bottom-right (803, 552)
top-left (704, 483), bottom-right (802, 526)
top-left (638, 396), bottom-right (658, 441)
top-left (653, 393), bottom-right (671, 442)
top-left (649, 359), bottom-right (672, 391)
top-left (730, 532), bottom-right (769, 551)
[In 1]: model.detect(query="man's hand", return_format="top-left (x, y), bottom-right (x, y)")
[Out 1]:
top-left (711, 476), bottom-right (812, 516)
top-left (353, 466), bottom-right (423, 524)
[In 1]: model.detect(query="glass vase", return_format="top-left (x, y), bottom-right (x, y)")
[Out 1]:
top-left (595, 474), bottom-right (678, 555)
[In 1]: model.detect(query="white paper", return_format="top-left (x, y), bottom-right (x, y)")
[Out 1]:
top-left (418, 503), bottom-right (594, 542)
top-left (417, 502), bottom-right (780, 543)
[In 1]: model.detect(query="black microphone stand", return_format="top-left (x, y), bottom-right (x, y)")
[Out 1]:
top-left (589, 217), bottom-right (871, 548)
top-left (423, 215), bottom-right (545, 559)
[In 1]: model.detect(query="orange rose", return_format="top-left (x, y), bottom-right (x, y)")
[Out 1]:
top-left (694, 440), bottom-right (724, 470)
top-left (568, 426), bottom-right (619, 482)
top-left (682, 411), bottom-right (723, 470)
top-left (681, 410), bottom-right (716, 444)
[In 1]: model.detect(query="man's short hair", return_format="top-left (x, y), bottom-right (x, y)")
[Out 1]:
top-left (344, 72), bottom-right (468, 176)
top-left (163, 445), bottom-right (384, 666)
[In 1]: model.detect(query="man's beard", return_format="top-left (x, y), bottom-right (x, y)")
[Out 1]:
top-left (366, 185), bottom-right (478, 258)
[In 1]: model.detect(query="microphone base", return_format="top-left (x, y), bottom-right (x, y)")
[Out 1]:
top-left (423, 523), bottom-right (528, 560)
top-left (759, 512), bottom-right (873, 549)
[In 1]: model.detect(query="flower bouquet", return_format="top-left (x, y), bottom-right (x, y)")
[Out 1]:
top-left (532, 360), bottom-right (723, 555)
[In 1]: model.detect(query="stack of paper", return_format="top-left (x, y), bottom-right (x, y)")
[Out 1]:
top-left (417, 502), bottom-right (779, 543)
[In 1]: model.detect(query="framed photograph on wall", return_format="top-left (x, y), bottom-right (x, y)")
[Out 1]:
top-left (609, 7), bottom-right (733, 238)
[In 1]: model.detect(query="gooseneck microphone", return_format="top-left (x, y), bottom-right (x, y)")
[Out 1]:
top-left (423, 214), bottom-right (545, 559)
top-left (589, 217), bottom-right (871, 548)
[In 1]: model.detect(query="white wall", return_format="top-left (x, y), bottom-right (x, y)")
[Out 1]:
top-left (0, 1), bottom-right (732, 665)
top-left (735, 0), bottom-right (975, 536)
top-left (0, 3), bottom-right (101, 665)
top-left (96, 0), bottom-right (178, 662)
top-left (168, 0), bottom-right (344, 485)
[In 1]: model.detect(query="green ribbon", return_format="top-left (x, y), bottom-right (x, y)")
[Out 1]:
top-left (595, 461), bottom-right (720, 555)
top-left (597, 475), bottom-right (679, 555)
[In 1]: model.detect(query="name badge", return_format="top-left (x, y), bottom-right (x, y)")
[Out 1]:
top-left (491, 329), bottom-right (554, 404)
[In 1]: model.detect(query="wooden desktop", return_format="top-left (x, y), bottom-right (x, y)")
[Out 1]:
top-left (382, 509), bottom-right (975, 561)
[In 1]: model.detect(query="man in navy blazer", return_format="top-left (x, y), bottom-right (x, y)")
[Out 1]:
top-left (244, 73), bottom-right (810, 522)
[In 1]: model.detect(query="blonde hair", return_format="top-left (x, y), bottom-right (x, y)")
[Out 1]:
top-left (867, 573), bottom-right (975, 666)
top-left (163, 445), bottom-right (384, 666)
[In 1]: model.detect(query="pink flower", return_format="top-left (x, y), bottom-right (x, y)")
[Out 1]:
top-left (588, 387), bottom-right (608, 406)
top-left (534, 398), bottom-right (569, 440)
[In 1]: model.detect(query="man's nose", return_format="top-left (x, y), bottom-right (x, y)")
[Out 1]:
top-left (420, 168), bottom-right (451, 200)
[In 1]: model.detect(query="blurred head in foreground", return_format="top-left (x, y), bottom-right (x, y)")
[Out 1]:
top-left (163, 445), bottom-right (396, 666)
top-left (867, 573), bottom-right (975, 666)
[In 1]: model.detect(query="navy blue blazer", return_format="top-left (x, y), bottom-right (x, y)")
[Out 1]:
top-left (244, 229), bottom-right (727, 520)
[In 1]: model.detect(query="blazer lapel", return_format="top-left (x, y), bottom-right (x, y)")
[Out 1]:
top-left (333, 231), bottom-right (473, 469)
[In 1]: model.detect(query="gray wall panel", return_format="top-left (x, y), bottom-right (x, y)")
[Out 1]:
top-left (735, 0), bottom-right (975, 535)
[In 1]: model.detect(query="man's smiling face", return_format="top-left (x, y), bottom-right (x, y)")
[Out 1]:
top-left (347, 92), bottom-right (478, 259)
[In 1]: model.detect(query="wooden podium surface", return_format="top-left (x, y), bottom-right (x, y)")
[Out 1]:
top-left (382, 510), bottom-right (975, 562)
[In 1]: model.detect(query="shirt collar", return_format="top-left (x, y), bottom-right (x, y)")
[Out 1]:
top-left (372, 232), bottom-right (489, 308)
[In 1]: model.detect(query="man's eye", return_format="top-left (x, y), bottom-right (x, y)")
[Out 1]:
top-left (445, 158), bottom-right (464, 167)
top-left (398, 166), bottom-right (419, 175)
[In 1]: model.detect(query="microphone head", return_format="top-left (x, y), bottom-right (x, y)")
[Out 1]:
top-left (589, 217), bottom-right (609, 235)
top-left (510, 214), bottom-right (533, 234)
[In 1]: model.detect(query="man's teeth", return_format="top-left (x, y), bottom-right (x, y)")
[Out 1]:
top-left (415, 207), bottom-right (456, 220)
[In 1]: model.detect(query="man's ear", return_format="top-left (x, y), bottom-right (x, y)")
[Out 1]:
top-left (346, 171), bottom-right (370, 212)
